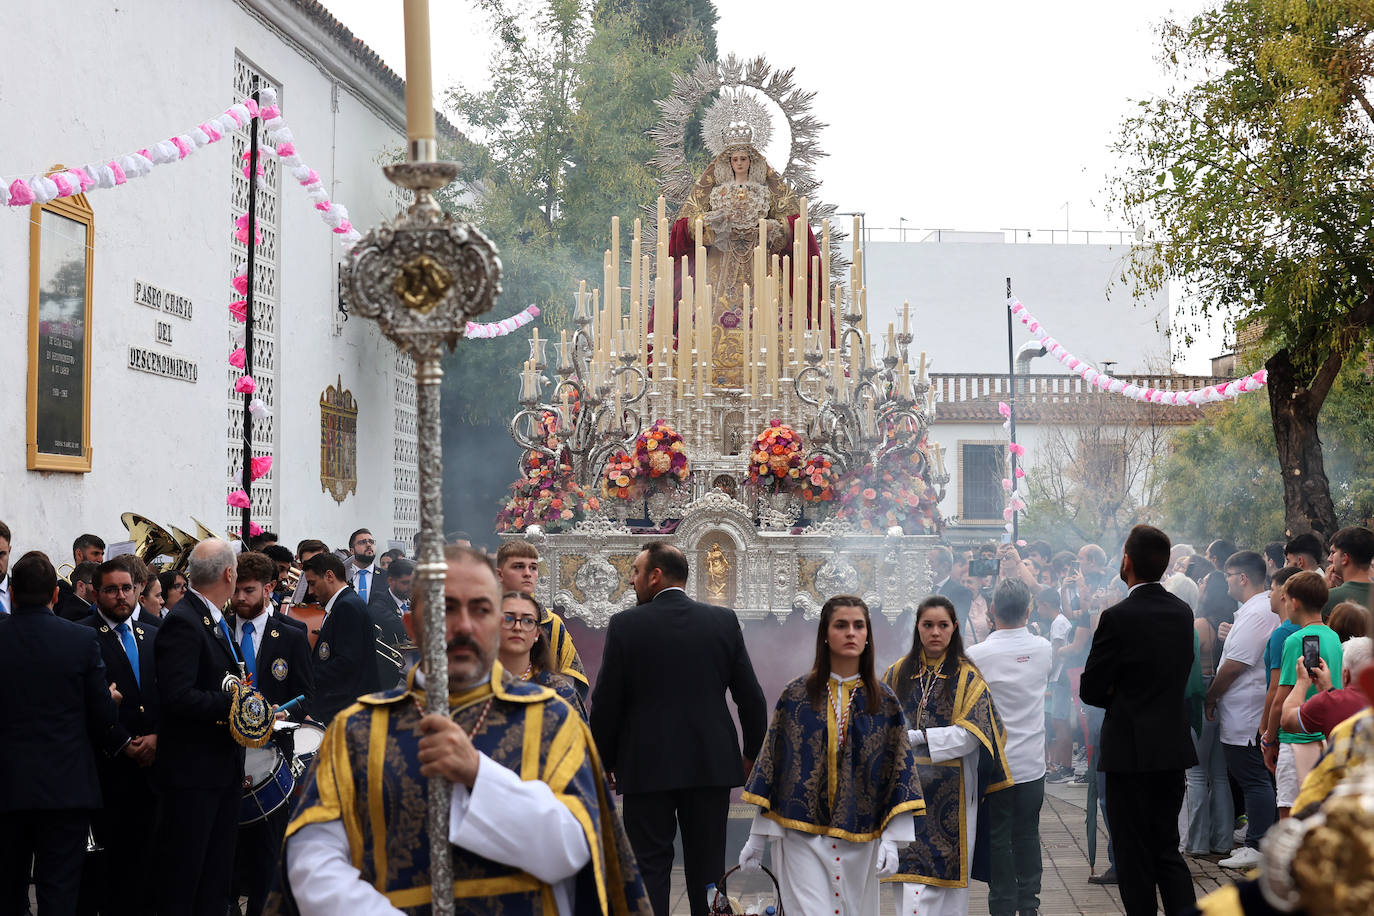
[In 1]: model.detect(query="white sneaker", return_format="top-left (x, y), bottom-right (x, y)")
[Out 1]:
top-left (1219, 846), bottom-right (1263, 869)
top-left (1232, 823), bottom-right (1248, 845)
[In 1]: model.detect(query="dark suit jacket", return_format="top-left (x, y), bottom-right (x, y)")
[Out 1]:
top-left (55, 580), bottom-right (95, 622)
top-left (1080, 582), bottom-right (1200, 773)
top-left (80, 613), bottom-right (159, 748)
top-left (590, 588), bottom-right (768, 794)
top-left (153, 595), bottom-right (245, 791)
top-left (0, 605), bottom-right (122, 812)
top-left (933, 576), bottom-right (975, 622)
top-left (271, 608), bottom-right (307, 635)
top-left (133, 607), bottom-right (162, 628)
top-left (233, 613), bottom-right (313, 758)
top-left (367, 588), bottom-right (407, 645)
top-left (312, 586), bottom-right (381, 724)
top-left (348, 563), bottom-right (388, 606)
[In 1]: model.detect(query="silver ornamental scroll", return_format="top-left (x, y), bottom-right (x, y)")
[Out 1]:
top-left (340, 158), bottom-right (500, 916)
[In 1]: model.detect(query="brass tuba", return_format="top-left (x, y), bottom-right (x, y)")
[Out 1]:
top-left (169, 525), bottom-right (200, 572)
top-left (121, 513), bottom-right (181, 571)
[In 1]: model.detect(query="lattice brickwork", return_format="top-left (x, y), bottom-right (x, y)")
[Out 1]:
top-left (393, 348), bottom-right (418, 545)
top-left (227, 55), bottom-right (281, 533)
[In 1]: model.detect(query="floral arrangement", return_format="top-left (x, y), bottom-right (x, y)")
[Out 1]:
top-left (496, 412), bottom-right (599, 533)
top-left (633, 420), bottom-right (689, 487)
top-left (835, 463), bottom-right (939, 534)
top-left (601, 450), bottom-right (639, 501)
top-left (798, 454), bottom-right (837, 502)
top-left (749, 420), bottom-right (805, 491)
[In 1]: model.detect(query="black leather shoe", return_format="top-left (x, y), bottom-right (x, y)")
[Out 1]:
top-left (1087, 866), bottom-right (1117, 885)
top-left (1019, 910), bottom-right (1039, 916)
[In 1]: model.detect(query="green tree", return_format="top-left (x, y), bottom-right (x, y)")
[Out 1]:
top-left (1112, 0), bottom-right (1374, 539)
top-left (1155, 361), bottom-right (1374, 545)
top-left (595, 0), bottom-right (717, 60)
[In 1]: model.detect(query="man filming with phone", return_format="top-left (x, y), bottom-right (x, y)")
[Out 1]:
top-left (1262, 570), bottom-right (1342, 818)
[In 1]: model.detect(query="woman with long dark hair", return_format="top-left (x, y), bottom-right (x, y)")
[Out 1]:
top-left (497, 592), bottom-right (587, 720)
top-left (738, 595), bottom-right (923, 914)
top-left (882, 596), bottom-right (1012, 916)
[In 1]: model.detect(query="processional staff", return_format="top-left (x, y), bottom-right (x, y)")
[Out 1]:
top-left (339, 3), bottom-right (501, 913)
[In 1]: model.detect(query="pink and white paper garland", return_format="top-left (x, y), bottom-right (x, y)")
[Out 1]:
top-left (997, 400), bottom-right (1028, 530)
top-left (1008, 298), bottom-right (1268, 406)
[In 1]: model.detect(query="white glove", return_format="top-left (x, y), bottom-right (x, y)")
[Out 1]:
top-left (908, 728), bottom-right (927, 747)
top-left (876, 839), bottom-right (900, 876)
top-left (739, 835), bottom-right (767, 873)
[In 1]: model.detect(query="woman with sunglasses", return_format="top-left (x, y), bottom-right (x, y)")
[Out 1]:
top-left (738, 595), bottom-right (923, 914)
top-left (498, 592), bottom-right (587, 720)
top-left (882, 596), bottom-right (1013, 916)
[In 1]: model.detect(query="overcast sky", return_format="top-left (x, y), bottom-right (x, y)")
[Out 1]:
top-left (322, 0), bottom-right (1221, 369)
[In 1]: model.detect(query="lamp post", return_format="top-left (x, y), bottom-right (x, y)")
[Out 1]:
top-left (339, 4), bottom-right (501, 912)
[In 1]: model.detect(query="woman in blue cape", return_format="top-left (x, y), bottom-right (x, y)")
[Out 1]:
top-left (881, 596), bottom-right (1013, 916)
top-left (738, 595), bottom-right (924, 914)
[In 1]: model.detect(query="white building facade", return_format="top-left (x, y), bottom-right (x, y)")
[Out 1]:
top-left (0, 0), bottom-right (442, 558)
top-left (859, 231), bottom-right (1215, 541)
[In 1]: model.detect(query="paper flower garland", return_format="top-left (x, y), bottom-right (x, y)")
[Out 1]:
top-left (1009, 298), bottom-right (1268, 405)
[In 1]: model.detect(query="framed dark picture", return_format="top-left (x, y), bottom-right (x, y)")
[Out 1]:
top-left (28, 179), bottom-right (94, 472)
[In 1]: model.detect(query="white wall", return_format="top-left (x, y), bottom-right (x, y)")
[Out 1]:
top-left (863, 239), bottom-right (1171, 376)
top-left (0, 0), bottom-right (412, 559)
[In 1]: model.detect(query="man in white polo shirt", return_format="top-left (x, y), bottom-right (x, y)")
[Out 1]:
top-left (1204, 549), bottom-right (1279, 869)
top-left (967, 578), bottom-right (1053, 916)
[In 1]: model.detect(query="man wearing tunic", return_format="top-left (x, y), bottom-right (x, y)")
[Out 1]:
top-left (270, 546), bottom-right (649, 916)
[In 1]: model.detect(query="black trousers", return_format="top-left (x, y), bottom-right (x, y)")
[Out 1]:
top-left (985, 777), bottom-right (1045, 916)
top-left (622, 787), bottom-right (729, 916)
top-left (155, 787), bottom-right (240, 916)
top-left (1104, 770), bottom-right (1196, 916)
top-left (0, 809), bottom-right (89, 916)
top-left (78, 773), bottom-right (157, 916)
top-left (232, 804), bottom-right (288, 916)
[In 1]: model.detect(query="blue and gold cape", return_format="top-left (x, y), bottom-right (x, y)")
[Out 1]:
top-left (529, 667), bottom-right (588, 722)
top-left (265, 662), bottom-right (649, 915)
top-left (543, 607), bottom-right (588, 699)
top-left (742, 674), bottom-right (924, 842)
top-left (881, 654), bottom-right (1013, 887)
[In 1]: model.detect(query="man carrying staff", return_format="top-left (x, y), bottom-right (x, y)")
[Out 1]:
top-left (269, 546), bottom-right (650, 915)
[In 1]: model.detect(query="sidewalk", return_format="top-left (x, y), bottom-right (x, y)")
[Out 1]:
top-left (667, 781), bottom-right (1236, 914)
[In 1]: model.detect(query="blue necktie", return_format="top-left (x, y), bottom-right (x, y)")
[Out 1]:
top-left (240, 621), bottom-right (257, 685)
top-left (115, 622), bottom-right (140, 688)
top-left (217, 616), bottom-right (240, 664)
top-left (358, 569), bottom-right (369, 603)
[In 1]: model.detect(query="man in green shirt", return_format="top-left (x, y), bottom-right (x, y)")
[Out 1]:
top-left (1324, 525), bottom-right (1373, 618)
top-left (1264, 571), bottom-right (1342, 818)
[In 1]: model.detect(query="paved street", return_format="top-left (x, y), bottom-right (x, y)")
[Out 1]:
top-left (668, 781), bottom-right (1235, 914)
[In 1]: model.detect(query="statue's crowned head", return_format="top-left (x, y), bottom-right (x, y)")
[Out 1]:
top-left (723, 121), bottom-right (754, 153)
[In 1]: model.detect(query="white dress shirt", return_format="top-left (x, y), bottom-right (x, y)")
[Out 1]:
top-left (352, 562), bottom-right (378, 603)
top-left (285, 672), bottom-right (591, 915)
top-left (0, 574), bottom-right (11, 614)
top-left (1216, 592), bottom-right (1278, 746)
top-left (233, 611), bottom-right (270, 659)
top-left (966, 626), bottom-right (1052, 784)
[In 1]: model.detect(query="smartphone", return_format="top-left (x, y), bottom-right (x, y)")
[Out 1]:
top-left (969, 558), bottom-right (998, 578)
top-left (1302, 634), bottom-right (1321, 674)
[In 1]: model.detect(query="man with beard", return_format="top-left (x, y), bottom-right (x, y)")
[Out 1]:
top-left (304, 552), bottom-right (379, 724)
top-left (230, 551), bottom-right (312, 916)
top-left (344, 528), bottom-right (387, 606)
top-left (269, 546), bottom-right (651, 915)
top-left (79, 555), bottom-right (160, 916)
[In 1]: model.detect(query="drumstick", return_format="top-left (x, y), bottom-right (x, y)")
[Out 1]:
top-left (276, 695), bottom-right (306, 716)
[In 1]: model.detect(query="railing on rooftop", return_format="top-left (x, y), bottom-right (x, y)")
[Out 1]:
top-left (930, 372), bottom-right (1230, 405)
top-left (861, 227), bottom-right (1141, 246)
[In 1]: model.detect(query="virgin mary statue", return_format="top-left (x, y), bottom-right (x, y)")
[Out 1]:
top-left (667, 121), bottom-right (823, 388)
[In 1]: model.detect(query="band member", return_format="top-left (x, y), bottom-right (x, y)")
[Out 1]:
top-left (153, 538), bottom-right (245, 916)
top-left (739, 595), bottom-right (924, 916)
top-left (344, 528), bottom-right (386, 604)
top-left (303, 552), bottom-right (380, 724)
top-left (368, 557), bottom-right (413, 689)
top-left (79, 556), bottom-right (161, 916)
top-left (499, 591), bottom-right (587, 719)
top-left (266, 546), bottom-right (651, 915)
top-left (262, 545), bottom-right (296, 607)
top-left (497, 540), bottom-right (588, 697)
top-left (0, 551), bottom-right (122, 916)
top-left (231, 551), bottom-right (313, 916)
top-left (882, 596), bottom-right (1013, 916)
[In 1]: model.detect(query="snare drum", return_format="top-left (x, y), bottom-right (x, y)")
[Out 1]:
top-left (292, 722), bottom-right (326, 778)
top-left (240, 744), bottom-right (294, 825)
